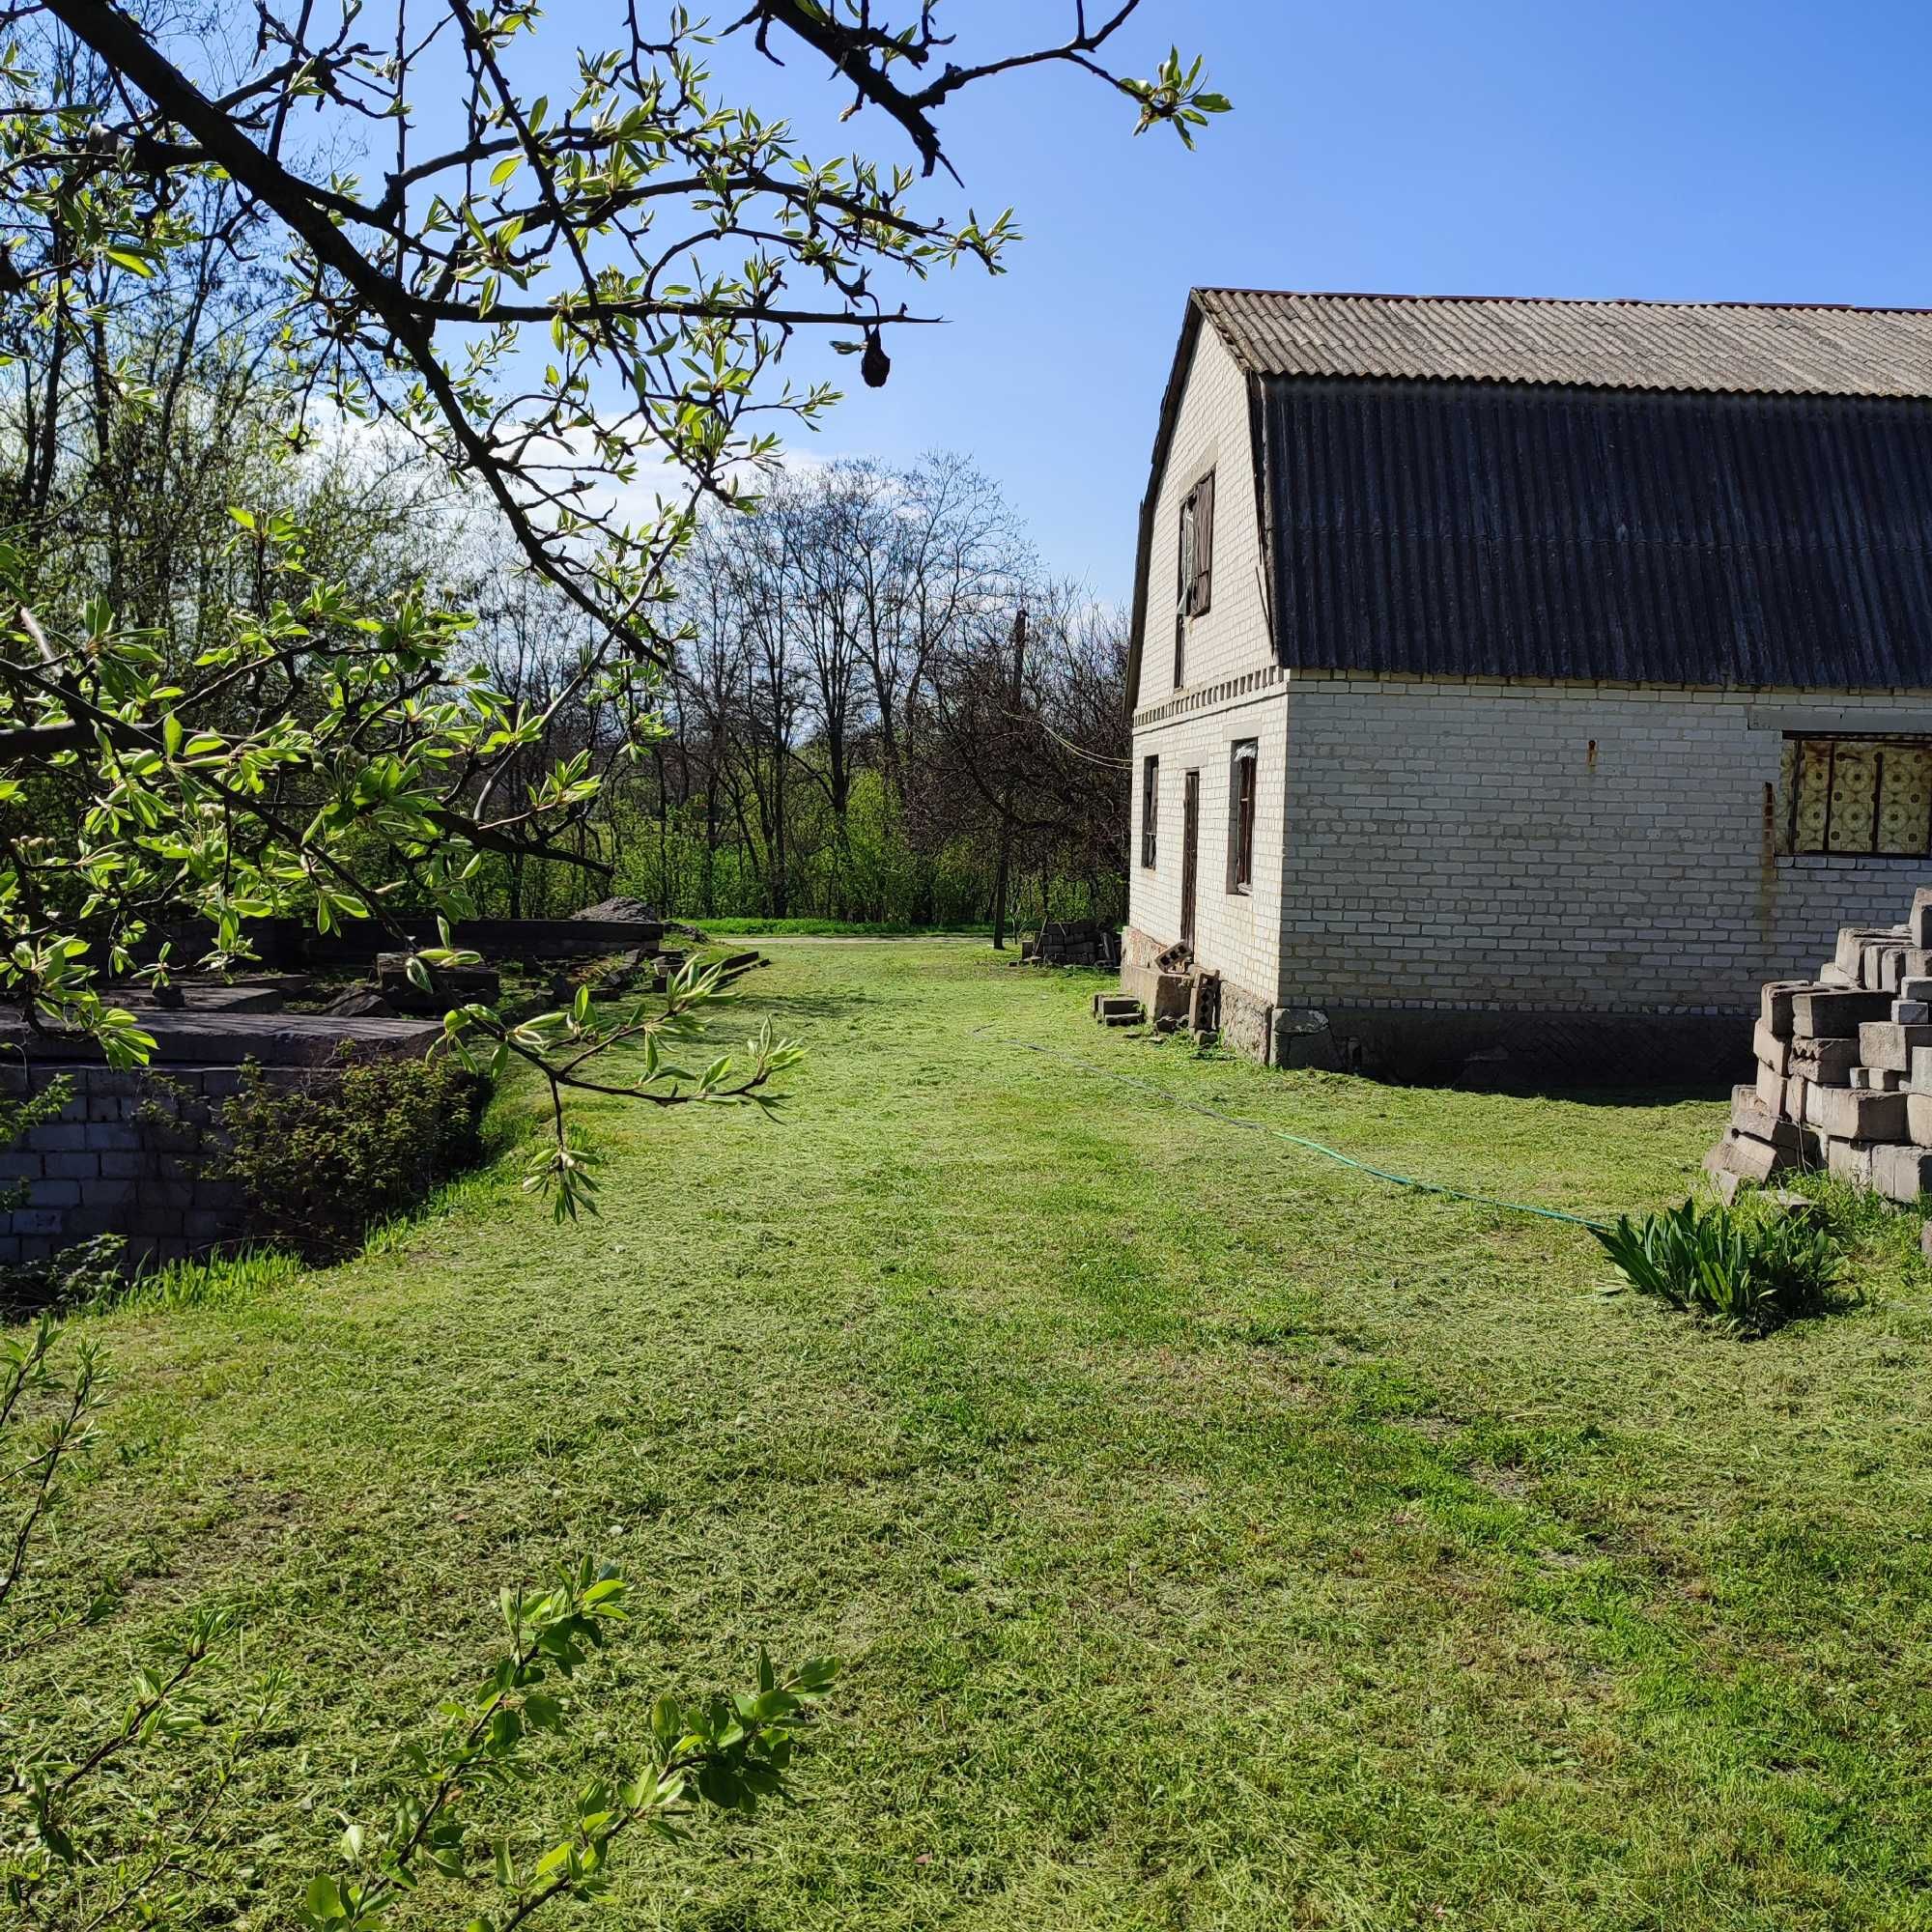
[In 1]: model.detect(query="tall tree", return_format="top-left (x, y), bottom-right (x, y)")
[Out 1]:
top-left (0, 2), bottom-right (1224, 1205)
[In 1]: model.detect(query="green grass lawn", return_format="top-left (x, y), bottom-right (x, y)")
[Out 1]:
top-left (693, 917), bottom-right (994, 936)
top-left (23, 943), bottom-right (1932, 1929)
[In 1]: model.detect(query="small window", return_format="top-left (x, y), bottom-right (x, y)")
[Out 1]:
top-left (1782, 735), bottom-right (1932, 855)
top-left (1141, 754), bottom-right (1159, 868)
top-left (1227, 739), bottom-right (1257, 892)
top-left (1172, 469), bottom-right (1215, 688)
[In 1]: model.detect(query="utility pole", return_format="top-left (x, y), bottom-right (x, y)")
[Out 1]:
top-left (989, 605), bottom-right (1027, 951)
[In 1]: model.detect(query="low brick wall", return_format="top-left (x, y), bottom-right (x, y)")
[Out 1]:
top-left (0, 1063), bottom-right (307, 1267)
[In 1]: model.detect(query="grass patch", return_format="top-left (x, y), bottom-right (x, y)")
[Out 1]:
top-left (82, 1244), bottom-right (304, 1316)
top-left (695, 916), bottom-right (995, 936)
top-left (22, 943), bottom-right (1932, 1929)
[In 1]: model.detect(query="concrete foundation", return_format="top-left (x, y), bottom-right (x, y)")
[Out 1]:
top-left (1119, 926), bottom-right (1750, 1082)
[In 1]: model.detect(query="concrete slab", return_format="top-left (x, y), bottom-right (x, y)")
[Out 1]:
top-left (0, 1010), bottom-right (443, 1067)
top-left (1706, 1131), bottom-right (1785, 1186)
top-left (123, 980), bottom-right (302, 1015)
top-left (1807, 1083), bottom-right (1909, 1143)
top-left (1860, 1020), bottom-right (1932, 1073)
top-left (1730, 1087), bottom-right (1806, 1151)
top-left (1875, 1143), bottom-right (1932, 1204)
top-left (1913, 890), bottom-right (1932, 950)
top-left (1753, 1021), bottom-right (1792, 1075)
top-left (1761, 980), bottom-right (1824, 1037)
top-left (1827, 1137), bottom-right (1879, 1187)
top-left (1791, 989), bottom-right (1894, 1038)
top-left (1789, 1036), bottom-right (1859, 1084)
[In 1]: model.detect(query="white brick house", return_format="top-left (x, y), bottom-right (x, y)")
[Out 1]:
top-left (1124, 290), bottom-right (1932, 1079)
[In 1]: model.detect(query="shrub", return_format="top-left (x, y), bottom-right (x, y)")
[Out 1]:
top-left (0, 1234), bottom-right (127, 1318)
top-left (213, 1049), bottom-right (485, 1263)
top-left (1592, 1196), bottom-right (1846, 1337)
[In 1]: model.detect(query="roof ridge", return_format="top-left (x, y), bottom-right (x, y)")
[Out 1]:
top-left (1193, 286), bottom-right (1932, 318)
top-left (1189, 287), bottom-right (1932, 400)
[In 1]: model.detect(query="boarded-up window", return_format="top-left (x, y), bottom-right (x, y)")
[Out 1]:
top-left (1141, 754), bottom-right (1159, 868)
top-left (1172, 469), bottom-right (1215, 688)
top-left (1782, 735), bottom-right (1932, 856)
top-left (1186, 470), bottom-right (1214, 617)
top-left (1227, 739), bottom-right (1257, 892)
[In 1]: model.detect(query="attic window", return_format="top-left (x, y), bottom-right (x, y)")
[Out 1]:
top-left (1782, 735), bottom-right (1932, 856)
top-left (1173, 469), bottom-right (1215, 688)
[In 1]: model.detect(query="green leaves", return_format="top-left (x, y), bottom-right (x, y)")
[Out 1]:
top-left (1592, 1196), bottom-right (1847, 1337)
top-left (301, 1557), bottom-right (836, 1931)
top-left (1122, 47), bottom-right (1233, 149)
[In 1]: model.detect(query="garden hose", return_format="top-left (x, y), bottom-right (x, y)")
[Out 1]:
top-left (974, 1024), bottom-right (1614, 1235)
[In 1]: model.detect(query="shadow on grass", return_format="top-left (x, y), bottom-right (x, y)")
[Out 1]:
top-left (733, 987), bottom-right (877, 1024)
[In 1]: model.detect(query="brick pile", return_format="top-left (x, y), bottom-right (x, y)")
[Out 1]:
top-left (1709, 886), bottom-right (1932, 1204)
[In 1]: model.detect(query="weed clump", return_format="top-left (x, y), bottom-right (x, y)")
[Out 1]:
top-left (1592, 1195), bottom-right (1846, 1337)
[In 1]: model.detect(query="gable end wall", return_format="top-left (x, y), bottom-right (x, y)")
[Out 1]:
top-left (1127, 327), bottom-right (1284, 1009)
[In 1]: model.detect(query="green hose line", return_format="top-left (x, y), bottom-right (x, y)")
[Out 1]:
top-left (977, 1026), bottom-right (1613, 1234)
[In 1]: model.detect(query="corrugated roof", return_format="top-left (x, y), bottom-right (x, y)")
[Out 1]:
top-left (1198, 289), bottom-right (1932, 400)
top-left (1258, 378), bottom-right (1932, 689)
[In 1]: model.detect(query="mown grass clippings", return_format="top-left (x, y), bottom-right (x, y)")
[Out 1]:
top-left (19, 943), bottom-right (1932, 1930)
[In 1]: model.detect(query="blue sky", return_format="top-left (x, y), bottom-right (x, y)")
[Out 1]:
top-left (690, 0), bottom-right (1932, 600)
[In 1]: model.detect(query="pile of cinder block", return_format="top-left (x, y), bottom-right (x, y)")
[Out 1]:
top-left (1022, 922), bottom-right (1122, 969)
top-left (1709, 887), bottom-right (1932, 1204)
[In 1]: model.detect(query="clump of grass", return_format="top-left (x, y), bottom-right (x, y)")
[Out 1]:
top-left (1784, 1169), bottom-right (1931, 1264)
top-left (84, 1245), bottom-right (304, 1317)
top-left (1592, 1194), bottom-right (1846, 1337)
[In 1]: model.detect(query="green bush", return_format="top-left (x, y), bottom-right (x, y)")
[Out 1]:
top-left (1592, 1196), bottom-right (1847, 1337)
top-left (213, 1049), bottom-right (485, 1263)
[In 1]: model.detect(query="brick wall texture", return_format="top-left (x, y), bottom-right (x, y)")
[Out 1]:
top-left (0, 1064), bottom-right (298, 1267)
top-left (1129, 327), bottom-right (1932, 1025)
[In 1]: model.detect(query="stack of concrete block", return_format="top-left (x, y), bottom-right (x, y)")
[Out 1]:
top-left (1022, 922), bottom-right (1122, 968)
top-left (1708, 887), bottom-right (1932, 1204)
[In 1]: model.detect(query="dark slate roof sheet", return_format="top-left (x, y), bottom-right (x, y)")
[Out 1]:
top-left (1200, 289), bottom-right (1932, 400)
top-left (1259, 377), bottom-right (1932, 689)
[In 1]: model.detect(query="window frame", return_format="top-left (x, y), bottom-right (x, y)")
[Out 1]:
top-left (1227, 738), bottom-right (1257, 894)
top-left (1140, 753), bottom-right (1159, 869)
top-left (1172, 469), bottom-right (1215, 689)
top-left (1784, 731), bottom-right (1932, 858)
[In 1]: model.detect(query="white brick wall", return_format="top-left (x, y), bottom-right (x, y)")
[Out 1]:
top-left (1279, 673), bottom-right (1932, 1012)
top-left (1128, 325), bottom-right (1282, 1006)
top-left (1126, 323), bottom-right (1932, 1023)
top-left (1139, 326), bottom-right (1271, 700)
top-left (1129, 683), bottom-right (1285, 1006)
